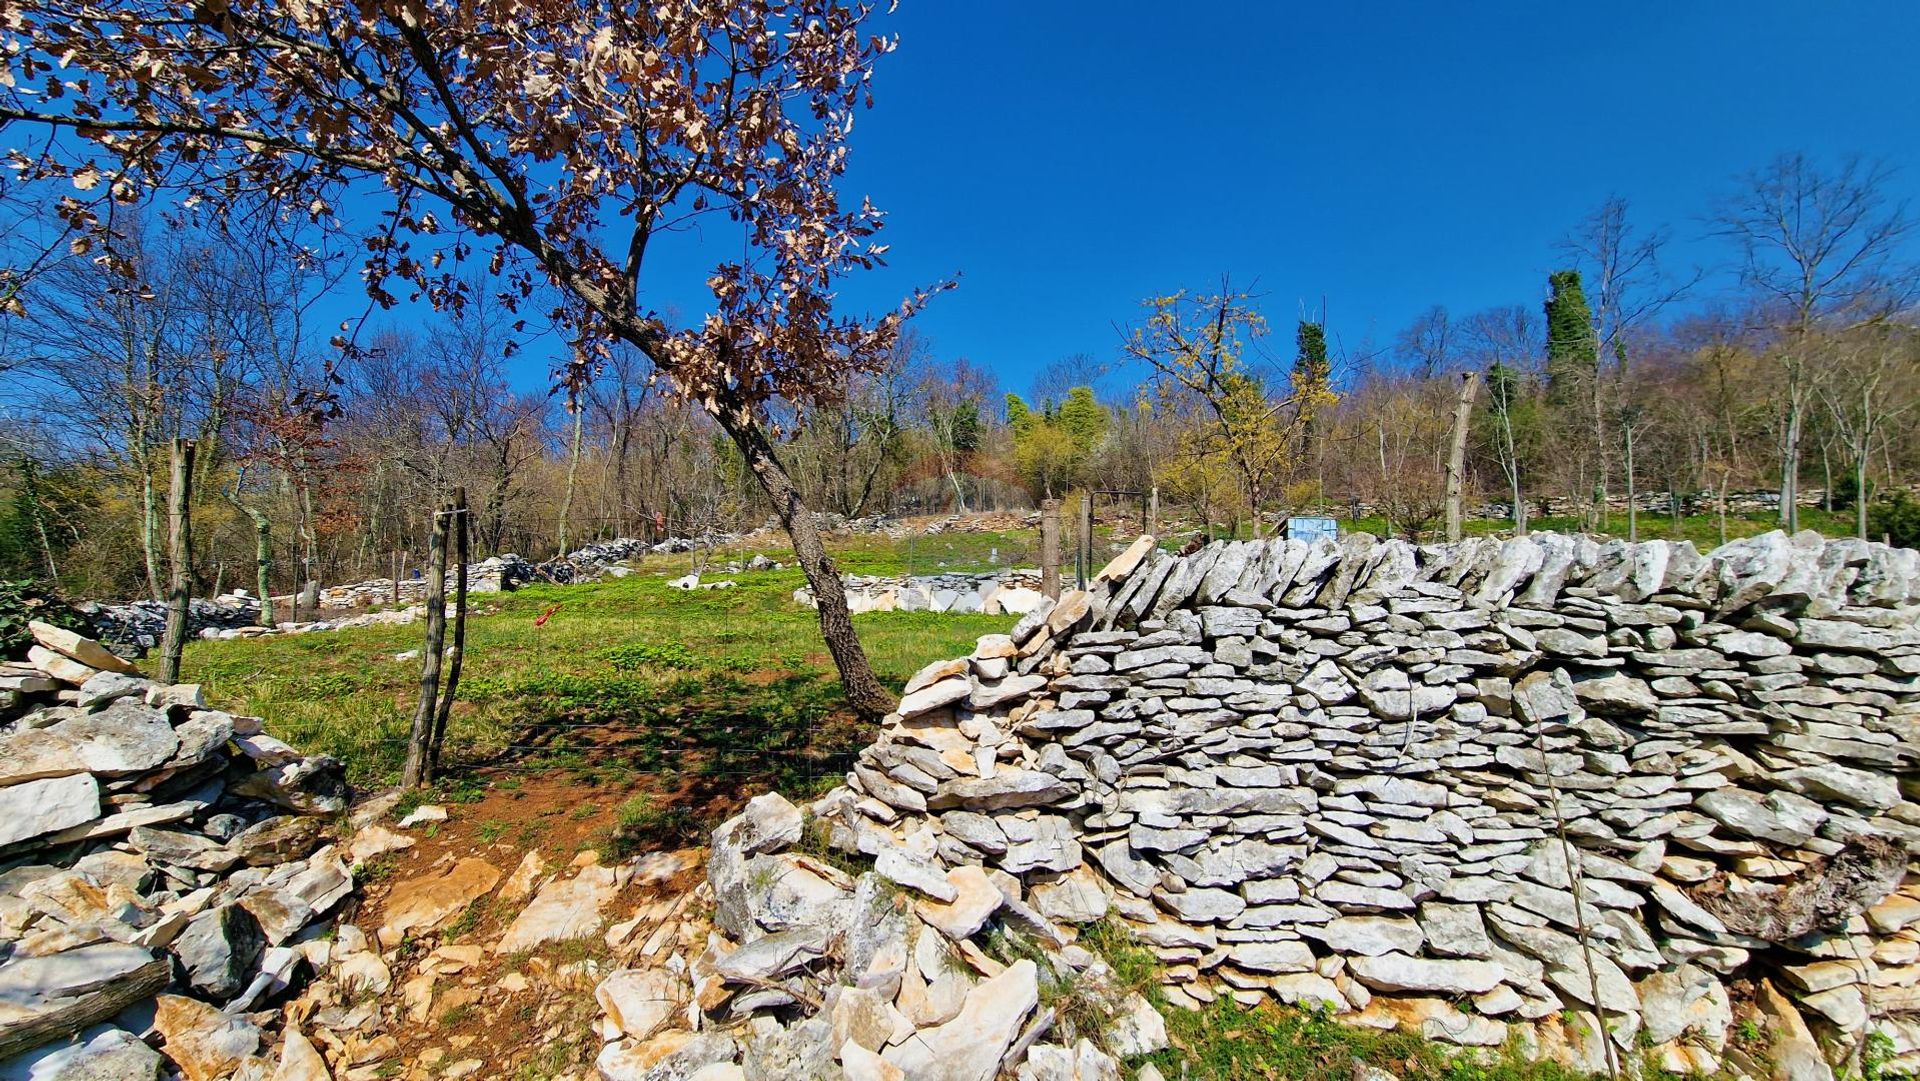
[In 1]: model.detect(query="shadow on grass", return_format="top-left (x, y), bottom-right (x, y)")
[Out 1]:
top-left (454, 666), bottom-right (864, 801)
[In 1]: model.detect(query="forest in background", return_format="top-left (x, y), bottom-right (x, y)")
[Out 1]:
top-left (2, 159), bottom-right (1918, 603)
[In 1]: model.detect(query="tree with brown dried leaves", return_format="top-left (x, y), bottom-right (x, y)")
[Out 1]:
top-left (1, 0), bottom-right (946, 719)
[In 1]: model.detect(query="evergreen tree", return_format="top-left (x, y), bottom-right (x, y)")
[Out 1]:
top-left (1056, 386), bottom-right (1110, 460)
top-left (1005, 393), bottom-right (1035, 436)
top-left (950, 399), bottom-right (982, 454)
top-left (1542, 270), bottom-right (1598, 407)
top-left (1293, 319), bottom-right (1332, 442)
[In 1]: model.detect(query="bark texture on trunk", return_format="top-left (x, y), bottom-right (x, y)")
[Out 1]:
top-left (709, 396), bottom-right (896, 722)
top-left (1444, 371), bottom-right (1480, 542)
top-left (430, 489), bottom-right (468, 780)
top-left (160, 439), bottom-right (196, 685)
top-left (403, 502), bottom-right (449, 788)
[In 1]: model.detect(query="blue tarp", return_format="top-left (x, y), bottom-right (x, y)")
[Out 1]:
top-left (1285, 516), bottom-right (1340, 543)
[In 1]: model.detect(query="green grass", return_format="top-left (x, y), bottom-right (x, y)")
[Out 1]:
top-left (1062, 921), bottom-right (1614, 1081)
top-left (176, 551), bottom-right (1012, 790)
top-left (1144, 997), bottom-right (1601, 1081)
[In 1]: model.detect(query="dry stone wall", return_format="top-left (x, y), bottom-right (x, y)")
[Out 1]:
top-left (726, 529), bottom-right (1920, 1079)
top-left (0, 622), bottom-right (360, 1078)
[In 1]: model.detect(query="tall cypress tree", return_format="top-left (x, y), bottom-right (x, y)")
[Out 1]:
top-left (1293, 319), bottom-right (1332, 442)
top-left (1542, 270), bottom-right (1598, 408)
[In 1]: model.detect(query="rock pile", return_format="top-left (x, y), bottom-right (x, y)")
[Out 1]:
top-left (677, 530), bottom-right (1919, 1079)
top-left (795, 571), bottom-right (1047, 616)
top-left (588, 788), bottom-right (1169, 1081)
top-left (85, 595), bottom-right (265, 652)
top-left (319, 553), bottom-right (537, 610)
top-left (0, 621), bottom-right (355, 1078)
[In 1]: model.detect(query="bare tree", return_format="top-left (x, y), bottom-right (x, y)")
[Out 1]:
top-left (1818, 323), bottom-right (1920, 539)
top-left (1558, 196), bottom-right (1698, 524)
top-left (1714, 154), bottom-right (1916, 532)
top-left (1393, 306), bottom-right (1456, 379)
top-left (1460, 305), bottom-right (1544, 533)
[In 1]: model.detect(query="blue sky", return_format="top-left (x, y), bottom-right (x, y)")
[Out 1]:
top-left (817, 1), bottom-right (1920, 394)
top-left (389, 2), bottom-right (1920, 398)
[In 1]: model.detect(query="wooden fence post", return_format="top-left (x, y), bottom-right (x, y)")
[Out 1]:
top-left (159, 439), bottom-right (196, 685)
top-left (1148, 486), bottom-right (1159, 536)
top-left (402, 501), bottom-right (450, 788)
top-left (391, 551), bottom-right (402, 606)
top-left (428, 488), bottom-right (469, 781)
top-left (1039, 499), bottom-right (1061, 601)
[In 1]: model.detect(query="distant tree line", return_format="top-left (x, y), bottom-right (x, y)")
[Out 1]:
top-left (4, 155), bottom-right (1920, 601)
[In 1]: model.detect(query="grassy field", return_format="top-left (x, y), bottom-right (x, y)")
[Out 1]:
top-left (174, 547), bottom-right (1015, 792)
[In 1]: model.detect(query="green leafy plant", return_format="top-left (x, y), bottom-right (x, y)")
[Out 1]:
top-left (604, 641), bottom-right (698, 671)
top-left (0, 579), bottom-right (89, 661)
top-left (1867, 491), bottom-right (1920, 549)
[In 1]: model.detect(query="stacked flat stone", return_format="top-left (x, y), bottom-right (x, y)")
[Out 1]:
top-left (793, 570), bottom-right (1047, 616)
top-left (317, 552), bottom-right (536, 610)
top-left (0, 621), bottom-right (354, 1077)
top-left (85, 595), bottom-right (264, 651)
top-left (762, 530), bottom-right (1920, 1078)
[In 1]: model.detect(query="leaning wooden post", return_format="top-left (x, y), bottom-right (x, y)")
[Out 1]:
top-left (390, 550), bottom-right (402, 606)
top-left (428, 488), bottom-right (469, 781)
top-left (159, 439), bottom-right (196, 685)
top-left (1444, 370), bottom-right (1480, 543)
top-left (402, 501), bottom-right (450, 788)
top-left (1039, 498), bottom-right (1061, 601)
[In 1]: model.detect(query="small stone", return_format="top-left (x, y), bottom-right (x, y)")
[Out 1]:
top-left (919, 865), bottom-right (1005, 939)
top-left (151, 993), bottom-right (261, 1081)
top-left (27, 1028), bottom-right (164, 1081)
top-left (596, 967), bottom-right (687, 1041)
top-left (378, 857), bottom-right (502, 948)
top-left (884, 959), bottom-right (1039, 1080)
top-left (1346, 953), bottom-right (1504, 995)
top-left (0, 772), bottom-right (100, 847)
top-left (46, 699), bottom-right (178, 775)
top-left (396, 803), bottom-right (447, 828)
top-left (173, 903), bottom-right (266, 999)
top-left (1315, 916), bottom-right (1424, 957)
top-left (494, 860), bottom-right (620, 952)
top-left (28, 621), bottom-right (139, 675)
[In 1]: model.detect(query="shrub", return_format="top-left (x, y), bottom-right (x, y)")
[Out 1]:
top-left (1831, 472), bottom-right (1874, 510)
top-left (1867, 491), bottom-right (1920, 549)
top-left (0, 579), bottom-right (89, 661)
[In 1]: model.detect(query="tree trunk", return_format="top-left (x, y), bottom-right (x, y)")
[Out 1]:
top-left (1039, 498), bottom-right (1061, 600)
top-left (252, 511), bottom-right (274, 626)
top-left (708, 396), bottom-right (895, 721)
top-left (1728, 466), bottom-right (1743, 549)
top-left (1445, 372), bottom-right (1480, 542)
top-left (1624, 423), bottom-right (1637, 543)
top-left (140, 467), bottom-right (163, 601)
top-left (429, 488), bottom-right (468, 780)
top-left (1589, 367), bottom-right (1608, 531)
top-left (1856, 453), bottom-right (1870, 542)
top-left (1780, 392), bottom-right (1803, 533)
top-left (403, 501), bottom-right (449, 788)
top-left (558, 403), bottom-right (585, 557)
top-left (18, 459), bottom-right (60, 581)
top-left (160, 439), bottom-right (196, 685)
